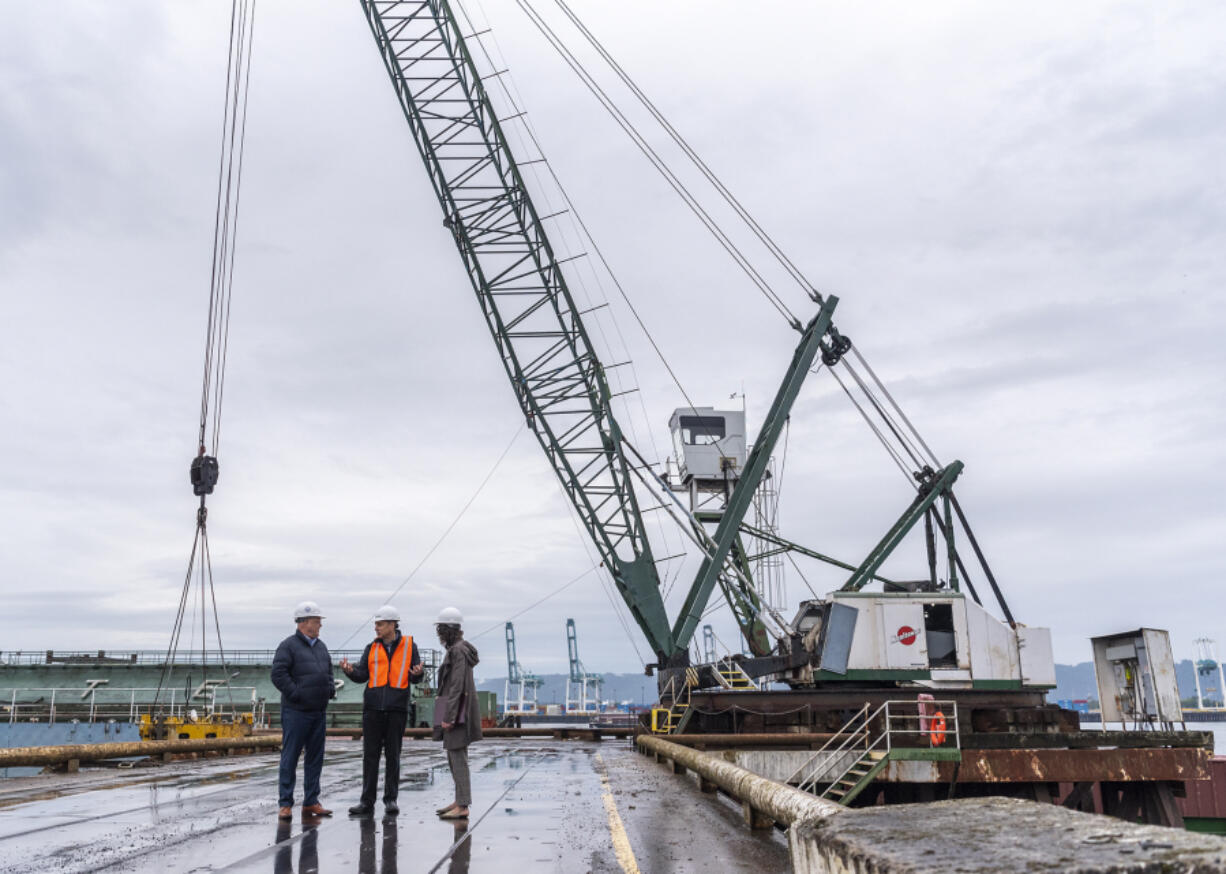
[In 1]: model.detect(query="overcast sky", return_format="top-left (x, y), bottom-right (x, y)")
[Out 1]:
top-left (2, 1), bottom-right (1223, 678)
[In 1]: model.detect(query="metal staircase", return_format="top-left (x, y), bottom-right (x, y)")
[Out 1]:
top-left (714, 659), bottom-right (758, 691)
top-left (651, 668), bottom-right (699, 734)
top-left (788, 699), bottom-right (962, 805)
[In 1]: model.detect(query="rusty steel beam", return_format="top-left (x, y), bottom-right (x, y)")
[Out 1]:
top-left (962, 730), bottom-right (1214, 751)
top-left (952, 748), bottom-right (1211, 783)
top-left (0, 735), bottom-right (281, 768)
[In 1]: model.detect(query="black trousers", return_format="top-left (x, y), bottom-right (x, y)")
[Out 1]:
top-left (361, 709), bottom-right (408, 806)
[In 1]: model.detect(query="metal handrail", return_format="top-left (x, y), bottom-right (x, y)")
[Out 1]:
top-left (786, 702), bottom-right (871, 787)
top-left (712, 657), bottom-right (760, 691)
top-left (791, 699), bottom-right (962, 797)
top-left (0, 647), bottom-right (443, 666)
top-left (2, 686), bottom-right (264, 725)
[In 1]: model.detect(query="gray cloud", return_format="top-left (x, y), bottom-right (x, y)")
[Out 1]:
top-left (2, 0), bottom-right (1224, 675)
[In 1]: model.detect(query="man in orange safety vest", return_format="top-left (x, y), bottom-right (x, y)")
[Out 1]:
top-left (340, 604), bottom-right (423, 816)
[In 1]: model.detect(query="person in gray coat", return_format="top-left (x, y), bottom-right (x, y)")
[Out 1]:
top-left (433, 606), bottom-right (482, 819)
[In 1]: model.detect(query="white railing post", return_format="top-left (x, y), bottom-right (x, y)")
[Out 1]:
top-left (49, 689), bottom-right (56, 723)
top-left (89, 690), bottom-right (96, 724)
top-left (9, 689), bottom-right (16, 724)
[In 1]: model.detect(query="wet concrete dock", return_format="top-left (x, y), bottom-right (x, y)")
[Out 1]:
top-left (0, 739), bottom-right (789, 873)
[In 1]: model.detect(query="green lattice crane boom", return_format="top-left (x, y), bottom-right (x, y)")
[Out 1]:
top-left (360, 0), bottom-right (855, 669)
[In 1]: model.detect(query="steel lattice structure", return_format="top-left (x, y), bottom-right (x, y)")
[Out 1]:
top-left (360, 1), bottom-right (673, 658)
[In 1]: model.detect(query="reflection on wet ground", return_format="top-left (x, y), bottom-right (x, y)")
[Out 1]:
top-left (0, 739), bottom-right (789, 873)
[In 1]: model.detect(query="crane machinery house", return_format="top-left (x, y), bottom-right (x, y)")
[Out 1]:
top-left (785, 592), bottom-right (1056, 689)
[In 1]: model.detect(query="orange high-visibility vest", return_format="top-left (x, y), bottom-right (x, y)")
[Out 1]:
top-left (368, 635), bottom-right (413, 689)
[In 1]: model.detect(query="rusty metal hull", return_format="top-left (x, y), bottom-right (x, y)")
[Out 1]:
top-left (959, 748), bottom-right (1210, 783)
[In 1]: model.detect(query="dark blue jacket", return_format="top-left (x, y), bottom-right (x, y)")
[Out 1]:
top-left (271, 630), bottom-right (335, 712)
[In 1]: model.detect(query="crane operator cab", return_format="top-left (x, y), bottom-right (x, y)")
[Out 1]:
top-left (668, 407), bottom-right (747, 506)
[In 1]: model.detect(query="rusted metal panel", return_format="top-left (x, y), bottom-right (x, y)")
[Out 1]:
top-left (963, 730), bottom-right (1213, 750)
top-left (1179, 756), bottom-right (1226, 819)
top-left (954, 748), bottom-right (1210, 783)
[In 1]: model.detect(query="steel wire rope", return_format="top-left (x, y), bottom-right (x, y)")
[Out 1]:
top-left (456, 1), bottom-right (691, 573)
top-left (850, 347), bottom-right (941, 468)
top-left (202, 530), bottom-right (236, 715)
top-left (335, 422), bottom-right (527, 651)
top-left (842, 359), bottom-right (928, 473)
top-left (828, 368), bottom-right (914, 482)
top-left (549, 0), bottom-right (823, 304)
top-left (159, 0), bottom-right (257, 721)
top-left (783, 550), bottom-right (823, 601)
top-left (462, 2), bottom-right (799, 654)
top-left (208, 3), bottom-right (258, 457)
top-left (199, 0), bottom-right (256, 458)
top-left (155, 529), bottom-right (202, 716)
top-left (467, 564), bottom-right (601, 642)
top-left (197, 0), bottom-right (244, 451)
top-left (486, 16), bottom-right (786, 593)
top-left (463, 11), bottom-right (731, 463)
top-left (553, 486), bottom-right (648, 665)
top-left (515, 0), bottom-right (802, 330)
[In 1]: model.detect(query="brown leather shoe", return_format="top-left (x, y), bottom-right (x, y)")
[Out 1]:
top-left (278, 806), bottom-right (292, 820)
top-left (301, 803), bottom-right (333, 818)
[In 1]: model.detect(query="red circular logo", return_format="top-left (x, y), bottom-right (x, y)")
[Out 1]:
top-left (896, 626), bottom-right (917, 646)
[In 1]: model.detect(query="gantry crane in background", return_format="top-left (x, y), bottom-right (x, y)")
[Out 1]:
top-left (565, 619), bottom-right (602, 714)
top-left (701, 625), bottom-right (717, 665)
top-left (1193, 639), bottom-right (1225, 710)
top-left (504, 622), bottom-right (541, 714)
top-left (358, 1), bottom-right (1051, 704)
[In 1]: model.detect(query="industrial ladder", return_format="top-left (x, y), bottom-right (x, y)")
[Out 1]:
top-left (788, 699), bottom-right (962, 805)
top-left (651, 668), bottom-right (699, 734)
top-left (714, 659), bottom-right (758, 691)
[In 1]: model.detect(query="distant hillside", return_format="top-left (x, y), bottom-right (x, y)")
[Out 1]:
top-left (1052, 659), bottom-right (1219, 705)
top-left (475, 660), bottom-right (1222, 707)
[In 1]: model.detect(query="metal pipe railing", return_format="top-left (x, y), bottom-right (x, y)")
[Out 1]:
top-left (789, 698), bottom-right (962, 797)
top-left (1, 687), bottom-right (263, 725)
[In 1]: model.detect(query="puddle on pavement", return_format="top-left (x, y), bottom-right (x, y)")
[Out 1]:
top-left (0, 743), bottom-right (613, 873)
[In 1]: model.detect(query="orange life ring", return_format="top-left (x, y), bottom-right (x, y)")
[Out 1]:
top-left (930, 711), bottom-right (947, 746)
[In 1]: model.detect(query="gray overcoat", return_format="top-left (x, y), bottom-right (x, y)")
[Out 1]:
top-left (436, 639), bottom-right (483, 750)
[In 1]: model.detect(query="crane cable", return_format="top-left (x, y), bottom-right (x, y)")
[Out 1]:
top-left (516, 0), bottom-right (802, 331)
top-left (455, 1), bottom-right (733, 572)
top-left (547, 0), bottom-right (823, 307)
top-left (155, 0), bottom-right (258, 719)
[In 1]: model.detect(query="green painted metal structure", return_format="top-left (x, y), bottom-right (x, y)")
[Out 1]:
top-left (357, 0), bottom-right (1007, 668)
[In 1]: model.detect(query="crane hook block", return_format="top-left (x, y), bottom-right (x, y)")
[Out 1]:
top-left (190, 454), bottom-right (220, 496)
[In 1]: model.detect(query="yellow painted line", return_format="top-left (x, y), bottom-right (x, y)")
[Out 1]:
top-left (594, 752), bottom-right (641, 874)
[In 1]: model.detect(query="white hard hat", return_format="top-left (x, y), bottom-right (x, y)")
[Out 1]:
top-left (373, 604), bottom-right (401, 622)
top-left (294, 601), bottom-right (325, 621)
top-left (436, 606), bottom-right (463, 626)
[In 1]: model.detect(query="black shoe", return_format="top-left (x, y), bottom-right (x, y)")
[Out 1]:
top-left (384, 801), bottom-right (400, 816)
top-left (348, 804), bottom-right (373, 817)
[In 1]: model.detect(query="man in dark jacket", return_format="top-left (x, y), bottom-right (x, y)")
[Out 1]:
top-left (271, 600), bottom-right (336, 820)
top-left (339, 604), bottom-right (423, 816)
